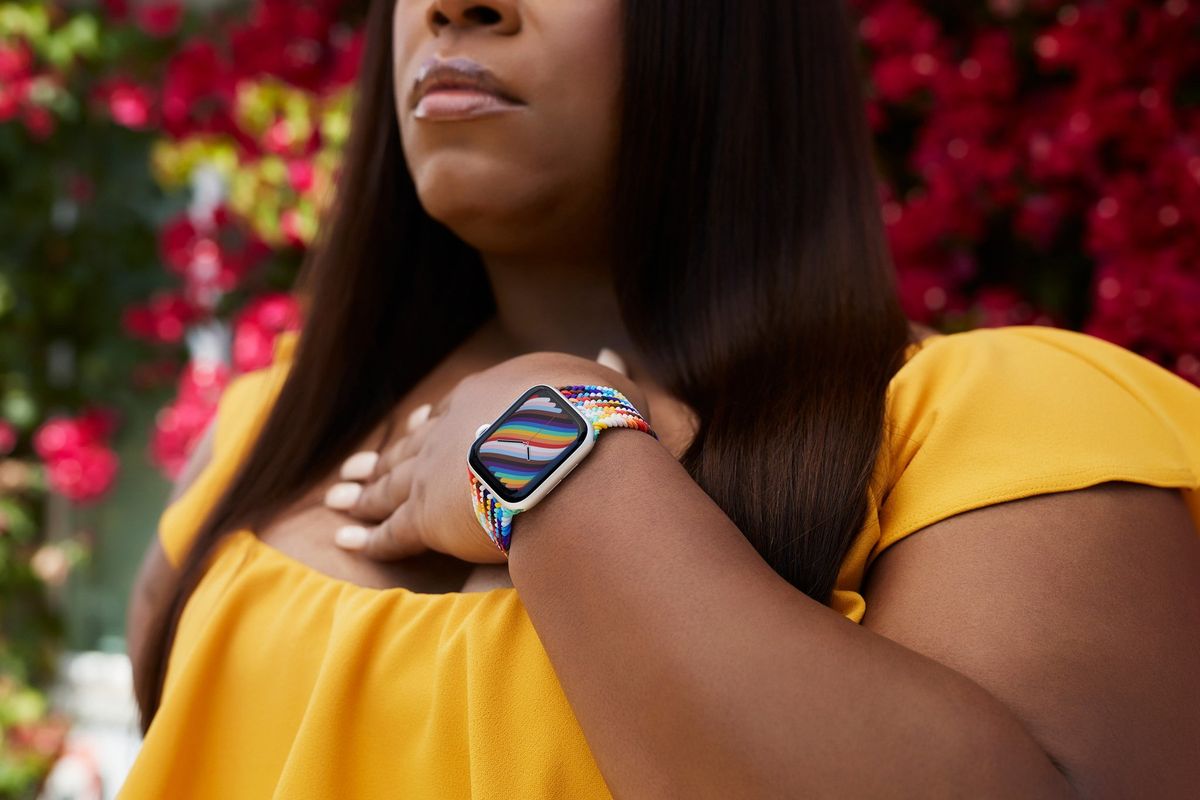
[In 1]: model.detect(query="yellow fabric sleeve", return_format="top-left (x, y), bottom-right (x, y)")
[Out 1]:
top-left (830, 325), bottom-right (1200, 622)
top-left (155, 332), bottom-right (299, 568)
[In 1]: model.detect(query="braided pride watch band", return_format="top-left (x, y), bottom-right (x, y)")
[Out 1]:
top-left (469, 384), bottom-right (658, 558)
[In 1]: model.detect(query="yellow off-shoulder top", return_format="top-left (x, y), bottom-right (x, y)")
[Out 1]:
top-left (118, 324), bottom-right (1200, 799)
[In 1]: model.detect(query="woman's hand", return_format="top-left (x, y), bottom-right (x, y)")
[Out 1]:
top-left (325, 350), bottom-right (649, 565)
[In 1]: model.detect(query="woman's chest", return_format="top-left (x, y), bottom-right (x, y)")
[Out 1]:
top-left (252, 344), bottom-right (521, 593)
top-left (255, 480), bottom-right (513, 594)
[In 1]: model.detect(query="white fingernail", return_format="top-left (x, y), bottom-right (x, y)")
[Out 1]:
top-left (340, 451), bottom-right (378, 481)
top-left (325, 482), bottom-right (363, 510)
top-left (335, 525), bottom-right (369, 549)
top-left (596, 347), bottom-right (627, 376)
top-left (407, 402), bottom-right (432, 431)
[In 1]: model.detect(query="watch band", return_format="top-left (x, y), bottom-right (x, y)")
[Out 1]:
top-left (469, 384), bottom-right (657, 557)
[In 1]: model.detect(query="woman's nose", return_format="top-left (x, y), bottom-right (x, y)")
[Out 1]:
top-left (428, 0), bottom-right (520, 35)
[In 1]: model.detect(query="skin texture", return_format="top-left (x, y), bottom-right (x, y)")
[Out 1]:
top-left (393, 0), bottom-right (643, 364)
top-left (332, 352), bottom-right (649, 563)
top-left (396, 0), bottom-right (622, 259)
top-left (127, 0), bottom-right (1200, 794)
top-left (503, 437), bottom-right (1200, 797)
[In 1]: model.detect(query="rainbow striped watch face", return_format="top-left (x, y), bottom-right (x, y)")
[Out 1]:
top-left (468, 385), bottom-right (589, 503)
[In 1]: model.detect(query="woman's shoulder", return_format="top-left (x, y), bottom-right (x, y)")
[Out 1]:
top-left (888, 323), bottom-right (1200, 451)
top-left (828, 323), bottom-right (1200, 622)
top-left (878, 323), bottom-right (1200, 553)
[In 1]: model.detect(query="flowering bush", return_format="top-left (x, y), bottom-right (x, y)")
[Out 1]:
top-left (854, 0), bottom-right (1200, 382)
top-left (1, 7), bottom-right (359, 762)
top-left (0, 2), bottom-right (169, 789)
top-left (120, 0), bottom-right (362, 479)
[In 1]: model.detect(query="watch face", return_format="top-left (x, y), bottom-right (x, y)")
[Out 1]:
top-left (468, 385), bottom-right (590, 504)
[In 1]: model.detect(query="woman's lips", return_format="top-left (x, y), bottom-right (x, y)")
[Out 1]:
top-left (414, 88), bottom-right (526, 121)
top-left (410, 55), bottom-right (526, 121)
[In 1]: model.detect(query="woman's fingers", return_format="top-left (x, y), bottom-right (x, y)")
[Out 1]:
top-left (334, 501), bottom-right (424, 560)
top-left (335, 402), bottom-right (432, 483)
top-left (324, 480), bottom-right (373, 516)
top-left (595, 346), bottom-right (627, 376)
top-left (406, 402), bottom-right (433, 431)
top-left (370, 402), bottom-right (434, 479)
top-left (341, 456), bottom-right (415, 522)
top-left (327, 401), bottom-right (434, 515)
top-left (339, 451), bottom-right (379, 481)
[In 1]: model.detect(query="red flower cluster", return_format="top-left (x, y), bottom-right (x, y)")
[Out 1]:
top-left (152, 0), bottom-right (360, 146)
top-left (101, 0), bottom-right (185, 38)
top-left (0, 419), bottom-right (16, 458)
top-left (159, 206), bottom-right (272, 311)
top-left (90, 76), bottom-right (158, 130)
top-left (144, 293), bottom-right (299, 480)
top-left (122, 205), bottom-right (273, 344)
top-left (148, 359), bottom-right (231, 481)
top-left (855, 0), bottom-right (1200, 383)
top-left (32, 409), bottom-right (121, 504)
top-left (231, 293), bottom-right (302, 373)
top-left (108, 0), bottom-right (358, 475)
top-left (0, 38), bottom-right (61, 139)
top-left (121, 289), bottom-right (201, 344)
top-left (95, 0), bottom-right (362, 154)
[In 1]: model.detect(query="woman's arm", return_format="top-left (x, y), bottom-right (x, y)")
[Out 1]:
top-left (126, 417), bottom-right (216, 705)
top-left (506, 431), bottom-right (1200, 798)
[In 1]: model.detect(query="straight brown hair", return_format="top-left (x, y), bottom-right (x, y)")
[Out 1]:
top-left (135, 0), bottom-right (917, 732)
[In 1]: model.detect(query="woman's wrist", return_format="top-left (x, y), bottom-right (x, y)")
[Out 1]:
top-left (505, 420), bottom-right (666, 577)
top-left (508, 352), bottom-right (654, 428)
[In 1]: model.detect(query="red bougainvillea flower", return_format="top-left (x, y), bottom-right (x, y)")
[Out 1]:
top-left (231, 293), bottom-right (302, 373)
top-left (33, 419), bottom-right (86, 463)
top-left (857, 0), bottom-right (941, 54)
top-left (92, 77), bottom-right (158, 129)
top-left (34, 408), bottom-right (118, 461)
top-left (75, 407), bottom-right (120, 444)
top-left (852, 0), bottom-right (1200, 385)
top-left (133, 0), bottom-right (185, 38)
top-left (33, 409), bottom-right (122, 504)
top-left (0, 419), bottom-right (17, 457)
top-left (22, 105), bottom-right (56, 140)
top-left (45, 445), bottom-right (120, 505)
top-left (329, 27), bottom-right (365, 87)
top-left (160, 41), bottom-right (238, 139)
top-left (175, 358), bottom-right (232, 408)
top-left (101, 0), bottom-right (130, 21)
top-left (122, 290), bottom-right (202, 343)
top-left (286, 158), bottom-right (315, 193)
top-left (157, 208), bottom-right (270, 309)
top-left (158, 213), bottom-right (199, 274)
top-left (149, 360), bottom-right (231, 479)
top-left (229, 0), bottom-right (336, 92)
top-left (0, 40), bottom-right (33, 82)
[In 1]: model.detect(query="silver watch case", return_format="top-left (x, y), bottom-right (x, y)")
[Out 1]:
top-left (466, 384), bottom-right (595, 513)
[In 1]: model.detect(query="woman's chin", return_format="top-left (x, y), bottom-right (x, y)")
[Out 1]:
top-left (417, 195), bottom-right (536, 251)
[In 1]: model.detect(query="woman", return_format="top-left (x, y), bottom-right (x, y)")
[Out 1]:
top-left (123, 0), bottom-right (1200, 797)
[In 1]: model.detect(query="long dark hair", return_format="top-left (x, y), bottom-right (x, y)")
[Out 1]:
top-left (135, 0), bottom-right (916, 732)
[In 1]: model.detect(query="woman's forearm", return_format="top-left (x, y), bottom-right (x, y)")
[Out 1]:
top-left (507, 430), bottom-right (1075, 799)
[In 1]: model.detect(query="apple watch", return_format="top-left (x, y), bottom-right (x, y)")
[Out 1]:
top-left (466, 384), bottom-right (657, 557)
